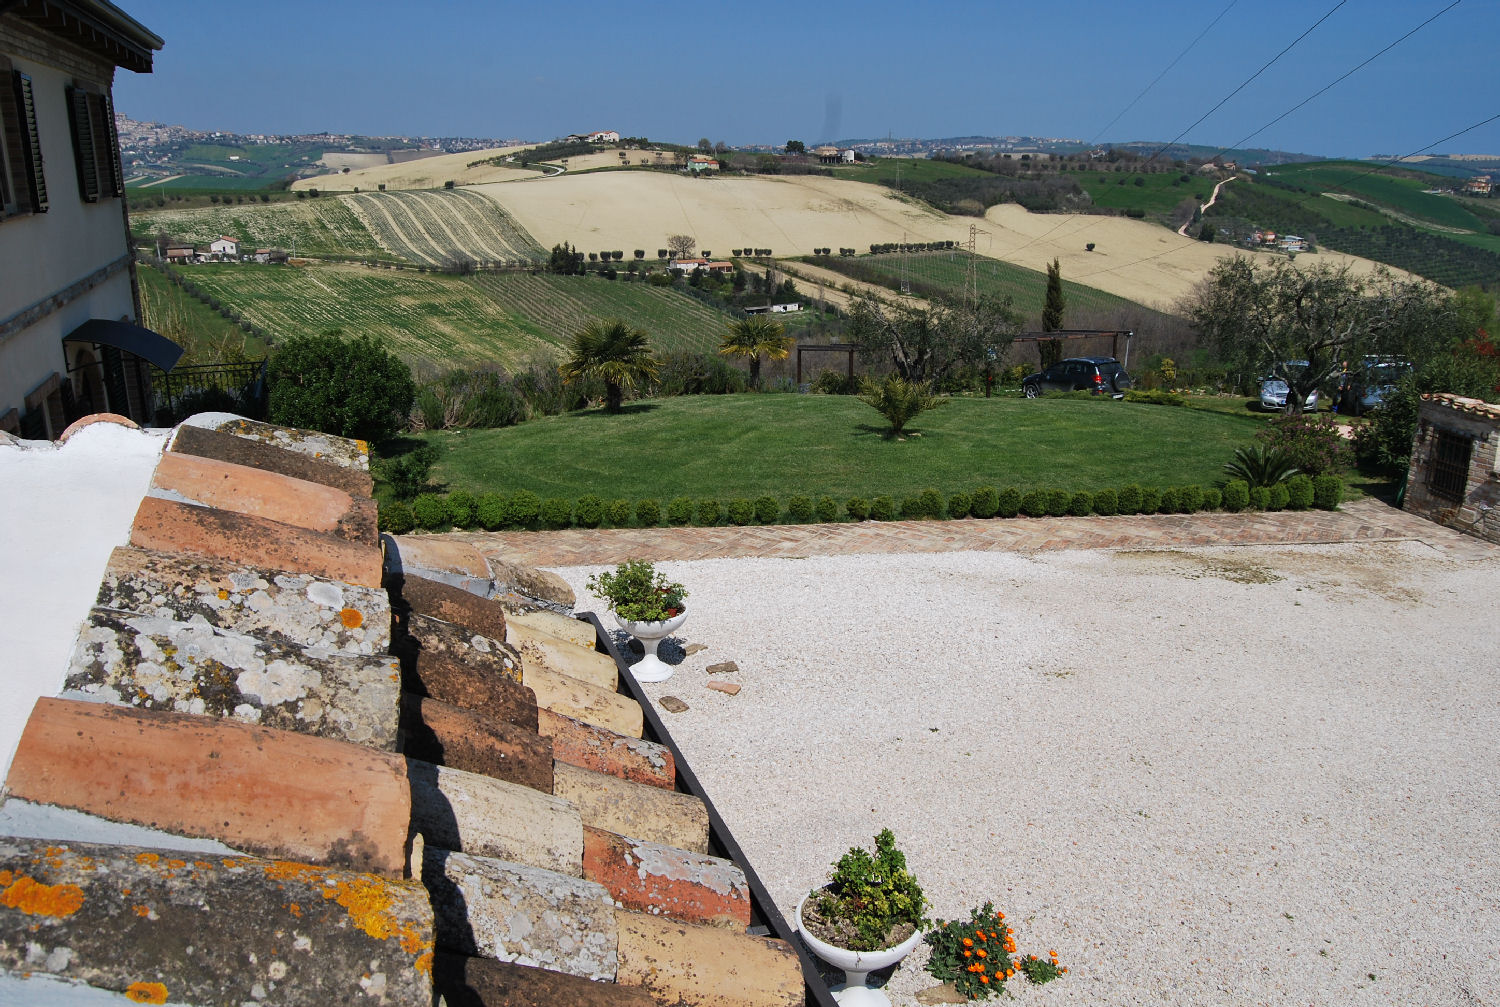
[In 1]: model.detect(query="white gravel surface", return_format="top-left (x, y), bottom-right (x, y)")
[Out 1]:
top-left (557, 541), bottom-right (1500, 1006)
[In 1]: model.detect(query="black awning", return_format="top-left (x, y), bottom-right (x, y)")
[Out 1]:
top-left (63, 318), bottom-right (184, 373)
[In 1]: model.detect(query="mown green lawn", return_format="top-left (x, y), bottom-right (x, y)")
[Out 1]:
top-left (413, 392), bottom-right (1268, 502)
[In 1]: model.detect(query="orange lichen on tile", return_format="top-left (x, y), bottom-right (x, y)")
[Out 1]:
top-left (125, 982), bottom-right (168, 1004)
top-left (135, 853), bottom-right (160, 866)
top-left (340, 607), bottom-right (363, 628)
top-left (0, 870), bottom-right (85, 918)
top-left (133, 904), bottom-right (151, 917)
top-left (287, 901), bottom-right (301, 917)
top-left (415, 951), bottom-right (433, 975)
top-left (261, 862), bottom-right (432, 960)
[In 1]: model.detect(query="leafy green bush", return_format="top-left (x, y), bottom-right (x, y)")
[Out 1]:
top-left (1222, 480), bottom-right (1250, 512)
top-left (695, 498), bottom-right (722, 526)
top-left (372, 443), bottom-right (438, 501)
top-left (379, 499), bottom-right (414, 534)
top-left (971, 486), bottom-right (1000, 519)
top-left (586, 559), bottom-right (687, 622)
top-left (1202, 486), bottom-right (1222, 511)
top-left (1118, 484), bottom-right (1143, 514)
top-left (858, 374), bottom-right (948, 436)
top-left (636, 498), bottom-right (662, 526)
top-left (727, 498), bottom-right (755, 525)
top-left (268, 332), bottom-right (415, 442)
top-left (1068, 491), bottom-right (1093, 516)
top-left (918, 488), bottom-right (945, 519)
top-left (1285, 474), bottom-right (1314, 510)
top-left (996, 487), bottom-right (1021, 518)
top-left (607, 498), bottom-right (632, 526)
top-left (1020, 490), bottom-right (1047, 517)
top-left (507, 489), bottom-right (541, 527)
top-left (1123, 388), bottom-right (1185, 406)
top-left (900, 495), bottom-right (924, 519)
top-left (477, 491), bottom-right (506, 530)
top-left (574, 494), bottom-right (605, 528)
top-left (870, 495), bottom-right (897, 520)
top-left (947, 492), bottom-right (972, 520)
top-left (810, 369), bottom-right (860, 395)
top-left (1045, 489), bottom-right (1070, 517)
top-left (1139, 487), bottom-right (1162, 514)
top-left (846, 496), bottom-right (871, 520)
top-left (810, 829), bottom-right (927, 953)
top-left (755, 495), bottom-right (781, 524)
top-left (445, 489), bottom-right (477, 528)
top-left (1258, 413), bottom-right (1353, 477)
top-left (1312, 474), bottom-right (1343, 510)
top-left (1224, 443), bottom-right (1300, 488)
top-left (1158, 487), bottom-right (1181, 513)
top-left (1267, 483), bottom-right (1290, 510)
top-left (667, 496), bottom-right (694, 525)
top-left (540, 497), bottom-right (573, 527)
top-left (1248, 485), bottom-right (1270, 510)
top-left (1180, 484), bottom-right (1205, 513)
top-left (788, 495), bottom-right (816, 523)
top-left (1092, 488), bottom-right (1119, 516)
top-left (816, 495), bottom-right (840, 522)
top-left (412, 493), bottom-right (451, 530)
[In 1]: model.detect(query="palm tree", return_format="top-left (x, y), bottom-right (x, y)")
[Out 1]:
top-left (720, 315), bottom-right (794, 389)
top-left (559, 318), bottom-right (658, 412)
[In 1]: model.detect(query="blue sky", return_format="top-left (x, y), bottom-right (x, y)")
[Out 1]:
top-left (112, 1), bottom-right (1499, 158)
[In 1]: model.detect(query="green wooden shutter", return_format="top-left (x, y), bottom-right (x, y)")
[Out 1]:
top-left (67, 85), bottom-right (99, 202)
top-left (12, 72), bottom-right (47, 212)
top-left (101, 91), bottom-right (124, 197)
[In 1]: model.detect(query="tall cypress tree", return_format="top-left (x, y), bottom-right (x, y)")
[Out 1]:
top-left (1041, 258), bottom-right (1066, 366)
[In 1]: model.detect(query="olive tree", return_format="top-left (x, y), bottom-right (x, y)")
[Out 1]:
top-left (846, 292), bottom-right (1019, 387)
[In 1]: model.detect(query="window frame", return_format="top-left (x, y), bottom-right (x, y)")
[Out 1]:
top-left (66, 79), bottom-right (121, 204)
top-left (0, 58), bottom-right (49, 218)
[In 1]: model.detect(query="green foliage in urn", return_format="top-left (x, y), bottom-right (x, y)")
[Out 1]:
top-left (586, 560), bottom-right (688, 622)
top-left (809, 829), bottom-right (928, 952)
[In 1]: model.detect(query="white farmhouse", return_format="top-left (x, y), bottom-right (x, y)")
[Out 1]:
top-left (209, 235), bottom-right (240, 259)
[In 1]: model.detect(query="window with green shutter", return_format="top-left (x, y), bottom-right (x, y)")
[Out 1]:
top-left (1, 64), bottom-right (49, 217)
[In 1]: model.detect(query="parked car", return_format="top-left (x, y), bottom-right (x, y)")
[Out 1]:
top-left (1258, 361), bottom-right (1318, 411)
top-left (1022, 357), bottom-right (1133, 399)
top-left (1337, 356), bottom-right (1412, 415)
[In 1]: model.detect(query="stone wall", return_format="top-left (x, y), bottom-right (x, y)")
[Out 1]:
top-left (1404, 394), bottom-right (1500, 544)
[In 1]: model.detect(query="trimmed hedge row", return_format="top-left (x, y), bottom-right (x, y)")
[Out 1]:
top-left (379, 475), bottom-right (1343, 533)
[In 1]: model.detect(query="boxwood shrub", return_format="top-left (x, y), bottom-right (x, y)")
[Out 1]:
top-left (1020, 490), bottom-right (1047, 517)
top-left (1118, 484), bottom-right (1143, 514)
top-left (947, 492), bottom-right (971, 519)
top-left (846, 496), bottom-right (871, 520)
top-left (540, 497), bottom-right (573, 527)
top-left (1286, 474), bottom-right (1314, 511)
top-left (870, 495), bottom-right (897, 520)
top-left (1222, 480), bottom-right (1250, 512)
top-left (727, 498), bottom-right (755, 525)
top-left (1068, 491), bottom-right (1093, 516)
top-left (816, 495), bottom-right (840, 522)
top-left (666, 496), bottom-right (694, 525)
top-left (1158, 487), bottom-right (1181, 513)
top-left (1248, 485), bottom-right (1270, 510)
top-left (1312, 474), bottom-right (1343, 510)
top-left (412, 492), bottom-right (451, 530)
top-left (1093, 487), bottom-right (1119, 516)
top-left (1267, 483), bottom-right (1290, 511)
top-left (380, 500), bottom-right (414, 534)
top-left (788, 495), bottom-right (816, 523)
top-left (1202, 486), bottom-right (1222, 511)
top-left (755, 495), bottom-right (781, 524)
top-left (997, 487), bottom-right (1022, 518)
top-left (1046, 489), bottom-right (1070, 517)
top-left (607, 498), bottom-right (632, 526)
top-left (1139, 487), bottom-right (1162, 514)
top-left (508, 489), bottom-right (541, 527)
top-left (900, 495), bottom-right (924, 519)
top-left (1180, 484), bottom-right (1205, 513)
top-left (636, 498), bottom-right (662, 526)
top-left (971, 486), bottom-right (1000, 519)
top-left (918, 487), bottom-right (944, 519)
top-left (447, 489), bottom-right (477, 529)
top-left (574, 493), bottom-right (605, 528)
top-left (696, 498), bottom-right (723, 525)
top-left (476, 491), bottom-right (506, 530)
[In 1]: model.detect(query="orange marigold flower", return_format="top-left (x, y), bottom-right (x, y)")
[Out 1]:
top-left (997, 912), bottom-right (1005, 919)
top-left (1049, 949), bottom-right (1058, 957)
top-left (1005, 927), bottom-right (1014, 935)
top-left (963, 938), bottom-right (973, 947)
top-left (980, 975), bottom-right (990, 984)
top-left (976, 949), bottom-right (987, 958)
top-left (1006, 968), bottom-right (1015, 978)
top-left (1029, 954), bottom-right (1038, 961)
top-left (1061, 966), bottom-right (1069, 973)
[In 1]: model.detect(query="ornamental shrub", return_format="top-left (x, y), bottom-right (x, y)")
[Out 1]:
top-left (447, 489), bottom-right (477, 529)
top-left (695, 498), bottom-right (722, 525)
top-left (268, 331), bottom-right (415, 442)
top-left (813, 829), bottom-right (927, 953)
top-left (755, 495), bottom-right (781, 524)
top-left (1248, 485), bottom-right (1270, 510)
top-left (1312, 474), bottom-right (1343, 510)
top-left (636, 498), bottom-right (662, 526)
top-left (1267, 482), bottom-right (1290, 511)
top-left (1158, 487), bottom-right (1181, 513)
top-left (379, 499), bottom-right (414, 534)
top-left (900, 495), bottom-right (923, 519)
top-left (507, 489), bottom-right (541, 527)
top-left (1117, 484), bottom-right (1143, 514)
top-left (788, 495), bottom-right (816, 523)
top-left (1046, 489), bottom-right (1070, 517)
top-left (1180, 484), bottom-right (1205, 513)
top-left (1139, 487), bottom-right (1162, 514)
top-left (1202, 486), bottom-right (1222, 511)
top-left (1093, 488), bottom-right (1119, 516)
top-left (870, 495), bottom-right (897, 520)
top-left (846, 496), bottom-right (871, 520)
top-left (476, 491), bottom-right (506, 530)
top-left (1222, 480), bottom-right (1250, 512)
top-left (574, 493), bottom-right (605, 528)
top-left (1258, 413), bottom-right (1354, 477)
top-left (816, 495), bottom-right (840, 522)
top-left (667, 496), bottom-right (694, 525)
top-left (727, 498), bottom-right (755, 525)
top-left (971, 486), bottom-right (1000, 519)
top-left (918, 487), bottom-right (944, 519)
top-left (607, 498), bottom-right (633, 526)
top-left (1068, 491), bottom-right (1093, 516)
top-left (539, 497), bottom-right (573, 528)
top-left (996, 487), bottom-right (1022, 518)
top-left (947, 492), bottom-right (972, 520)
top-left (1285, 474), bottom-right (1314, 510)
top-left (412, 493), bottom-right (451, 530)
top-left (1020, 490), bottom-right (1047, 517)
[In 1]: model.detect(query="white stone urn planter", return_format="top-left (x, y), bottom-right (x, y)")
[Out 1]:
top-left (614, 609), bottom-right (687, 683)
top-left (795, 891), bottom-right (924, 1006)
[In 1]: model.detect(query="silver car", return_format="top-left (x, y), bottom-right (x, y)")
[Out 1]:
top-left (1259, 376), bottom-right (1318, 411)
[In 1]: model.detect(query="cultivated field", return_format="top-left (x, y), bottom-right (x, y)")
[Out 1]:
top-left (171, 263), bottom-right (731, 369)
top-left (292, 145), bottom-right (536, 191)
top-left (346, 189), bottom-right (546, 266)
top-left (131, 198), bottom-right (384, 258)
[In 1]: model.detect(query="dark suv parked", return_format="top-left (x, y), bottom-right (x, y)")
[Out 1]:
top-left (1022, 357), bottom-right (1133, 399)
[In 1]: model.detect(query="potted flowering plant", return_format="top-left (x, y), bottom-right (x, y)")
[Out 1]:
top-left (586, 560), bottom-right (688, 683)
top-left (924, 901), bottom-right (1066, 1000)
top-left (796, 829), bottom-right (927, 1005)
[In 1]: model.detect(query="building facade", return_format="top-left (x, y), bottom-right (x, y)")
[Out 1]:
top-left (0, 0), bottom-right (166, 438)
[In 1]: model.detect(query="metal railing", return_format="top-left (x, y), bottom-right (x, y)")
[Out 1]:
top-left (153, 359), bottom-right (268, 422)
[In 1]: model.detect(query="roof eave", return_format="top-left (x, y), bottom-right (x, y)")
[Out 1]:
top-left (2, 0), bottom-right (163, 74)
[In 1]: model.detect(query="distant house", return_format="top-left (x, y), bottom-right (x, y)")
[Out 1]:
top-left (165, 245), bottom-right (196, 263)
top-left (814, 145), bottom-right (839, 163)
top-left (1465, 175), bottom-right (1492, 196)
top-left (587, 130), bottom-right (619, 144)
top-left (838, 148), bottom-right (857, 163)
top-left (209, 236), bottom-right (239, 259)
top-left (687, 155), bottom-right (719, 172)
top-left (252, 248), bottom-right (287, 265)
top-left (1279, 234), bottom-right (1308, 252)
top-left (668, 258), bottom-right (733, 274)
top-left (745, 303), bottom-right (802, 314)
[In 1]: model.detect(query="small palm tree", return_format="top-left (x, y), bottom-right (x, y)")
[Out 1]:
top-left (1223, 443), bottom-right (1300, 488)
top-left (719, 315), bottom-right (794, 389)
top-left (858, 373), bottom-right (947, 438)
top-left (559, 318), bottom-right (658, 412)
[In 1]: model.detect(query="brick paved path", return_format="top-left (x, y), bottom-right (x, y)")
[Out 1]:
top-left (453, 497), bottom-right (1498, 568)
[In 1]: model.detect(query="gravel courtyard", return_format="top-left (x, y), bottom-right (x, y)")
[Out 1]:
top-left (557, 539), bottom-right (1500, 1006)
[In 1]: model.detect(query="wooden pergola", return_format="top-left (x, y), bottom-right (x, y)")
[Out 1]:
top-left (795, 344), bottom-right (856, 384)
top-left (1013, 330), bottom-right (1135, 368)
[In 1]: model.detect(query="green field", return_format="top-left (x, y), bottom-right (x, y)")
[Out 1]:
top-left (844, 157), bottom-right (995, 187)
top-left (137, 265), bottom-right (265, 364)
top-left (347, 189), bottom-right (546, 266)
top-left (414, 393), bottom-right (1264, 501)
top-left (174, 264), bottom-right (735, 369)
top-left (132, 197), bottom-right (386, 258)
top-left (1075, 171), bottom-right (1214, 217)
top-left (1264, 161), bottom-right (1486, 233)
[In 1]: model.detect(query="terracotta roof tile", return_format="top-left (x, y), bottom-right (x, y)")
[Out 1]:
top-left (1422, 392), bottom-right (1500, 420)
top-left (538, 708), bottom-right (676, 789)
top-left (583, 825), bottom-right (752, 928)
top-left (170, 422), bottom-right (374, 497)
top-left (552, 760), bottom-right (710, 853)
